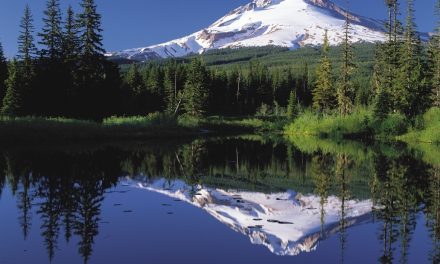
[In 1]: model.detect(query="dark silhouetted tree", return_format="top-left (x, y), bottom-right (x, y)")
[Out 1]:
top-left (17, 5), bottom-right (36, 115)
top-left (38, 0), bottom-right (63, 60)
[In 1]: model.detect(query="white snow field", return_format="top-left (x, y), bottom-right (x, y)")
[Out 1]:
top-left (124, 178), bottom-right (374, 256)
top-left (107, 0), bottom-right (385, 61)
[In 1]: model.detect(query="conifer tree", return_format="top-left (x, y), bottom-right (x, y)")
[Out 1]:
top-left (429, 0), bottom-right (440, 107)
top-left (337, 1), bottom-right (356, 115)
top-left (124, 64), bottom-right (143, 94)
top-left (164, 61), bottom-right (183, 114)
top-left (287, 89), bottom-right (298, 119)
top-left (373, 0), bottom-right (400, 119)
top-left (395, 0), bottom-right (429, 117)
top-left (1, 60), bottom-right (23, 116)
top-left (18, 5), bottom-right (36, 67)
top-left (77, 0), bottom-right (107, 118)
top-left (313, 30), bottom-right (334, 112)
top-left (62, 6), bottom-right (79, 64)
top-left (17, 5), bottom-right (36, 115)
top-left (78, 0), bottom-right (105, 62)
top-left (183, 58), bottom-right (209, 118)
top-left (61, 6), bottom-right (80, 116)
top-left (0, 42), bottom-right (8, 103)
top-left (38, 0), bottom-right (63, 60)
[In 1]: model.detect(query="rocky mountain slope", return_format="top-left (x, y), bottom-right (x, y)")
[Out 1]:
top-left (108, 0), bottom-right (386, 62)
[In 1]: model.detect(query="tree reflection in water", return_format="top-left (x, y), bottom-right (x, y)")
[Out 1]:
top-left (0, 137), bottom-right (438, 263)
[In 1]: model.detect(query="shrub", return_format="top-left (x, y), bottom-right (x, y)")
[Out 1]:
top-left (103, 112), bottom-right (178, 127)
top-left (374, 113), bottom-right (407, 136)
top-left (285, 107), bottom-right (373, 138)
top-left (399, 107), bottom-right (440, 143)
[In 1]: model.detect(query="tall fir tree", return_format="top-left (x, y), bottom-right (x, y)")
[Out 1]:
top-left (164, 61), bottom-right (184, 114)
top-left (429, 0), bottom-right (440, 107)
top-left (336, 0), bottom-right (356, 115)
top-left (373, 0), bottom-right (400, 119)
top-left (62, 6), bottom-right (79, 64)
top-left (61, 6), bottom-right (81, 116)
top-left (17, 5), bottom-right (36, 67)
top-left (77, 0), bottom-right (107, 119)
top-left (78, 0), bottom-right (105, 63)
top-left (17, 5), bottom-right (36, 115)
top-left (0, 42), bottom-right (8, 104)
top-left (37, 0), bottom-right (67, 116)
top-left (38, 0), bottom-right (63, 60)
top-left (1, 60), bottom-right (23, 116)
top-left (313, 30), bottom-right (334, 112)
top-left (395, 0), bottom-right (429, 117)
top-left (183, 58), bottom-right (209, 118)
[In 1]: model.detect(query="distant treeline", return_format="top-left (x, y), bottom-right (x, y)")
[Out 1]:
top-left (0, 0), bottom-right (438, 122)
top-left (120, 42), bottom-right (379, 117)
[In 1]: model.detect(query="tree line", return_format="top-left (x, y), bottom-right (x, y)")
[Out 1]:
top-left (313, 0), bottom-right (439, 120)
top-left (0, 0), bottom-right (439, 121)
top-left (117, 0), bottom-right (440, 120)
top-left (121, 59), bottom-right (311, 117)
top-left (0, 0), bottom-right (121, 120)
top-left (1, 137), bottom-right (439, 262)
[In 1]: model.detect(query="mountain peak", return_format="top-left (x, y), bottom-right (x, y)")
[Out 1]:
top-left (108, 0), bottom-right (385, 61)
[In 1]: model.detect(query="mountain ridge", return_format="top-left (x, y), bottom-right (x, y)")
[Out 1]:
top-left (107, 0), bottom-right (386, 62)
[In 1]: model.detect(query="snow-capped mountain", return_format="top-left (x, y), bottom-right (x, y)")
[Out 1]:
top-left (108, 0), bottom-right (386, 62)
top-left (125, 177), bottom-right (373, 256)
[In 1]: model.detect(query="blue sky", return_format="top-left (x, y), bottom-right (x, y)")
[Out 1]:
top-left (0, 0), bottom-right (437, 57)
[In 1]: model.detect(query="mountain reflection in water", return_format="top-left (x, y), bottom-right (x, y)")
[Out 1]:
top-left (0, 136), bottom-right (438, 264)
top-left (130, 178), bottom-right (373, 256)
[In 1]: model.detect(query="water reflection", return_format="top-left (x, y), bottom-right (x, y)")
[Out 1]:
top-left (129, 177), bottom-right (373, 256)
top-left (0, 137), bottom-right (438, 263)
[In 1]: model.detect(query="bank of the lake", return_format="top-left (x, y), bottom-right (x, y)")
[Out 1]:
top-left (0, 113), bottom-right (288, 144)
top-left (284, 107), bottom-right (440, 144)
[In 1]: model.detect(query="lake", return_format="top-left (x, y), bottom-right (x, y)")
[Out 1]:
top-left (0, 136), bottom-right (438, 264)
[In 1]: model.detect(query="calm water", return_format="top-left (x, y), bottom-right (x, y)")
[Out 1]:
top-left (0, 136), bottom-right (439, 264)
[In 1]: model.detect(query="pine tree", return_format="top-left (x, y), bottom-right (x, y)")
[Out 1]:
top-left (77, 0), bottom-right (106, 118)
top-left (17, 5), bottom-right (36, 115)
top-left (38, 0), bottom-right (63, 60)
top-left (373, 0), bottom-right (400, 119)
top-left (62, 6), bottom-right (79, 64)
top-left (61, 6), bottom-right (80, 116)
top-left (124, 64), bottom-right (143, 94)
top-left (395, 0), bottom-right (429, 117)
top-left (164, 61), bottom-right (183, 114)
top-left (287, 89), bottom-right (298, 119)
top-left (313, 30), bottom-right (334, 112)
top-left (183, 58), bottom-right (209, 118)
top-left (18, 5), bottom-right (36, 67)
top-left (336, 1), bottom-right (356, 116)
top-left (430, 0), bottom-right (440, 107)
top-left (0, 42), bottom-right (8, 103)
top-left (1, 60), bottom-right (23, 116)
top-left (78, 0), bottom-right (105, 60)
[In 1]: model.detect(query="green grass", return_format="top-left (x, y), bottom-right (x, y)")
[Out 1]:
top-left (0, 113), bottom-right (286, 144)
top-left (284, 107), bottom-right (412, 140)
top-left (0, 114), bottom-right (195, 144)
top-left (284, 107), bottom-right (374, 138)
top-left (398, 107), bottom-right (440, 144)
top-left (103, 112), bottom-right (179, 128)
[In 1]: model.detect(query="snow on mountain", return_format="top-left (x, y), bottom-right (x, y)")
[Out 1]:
top-left (123, 177), bottom-right (373, 256)
top-left (107, 0), bottom-right (386, 62)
